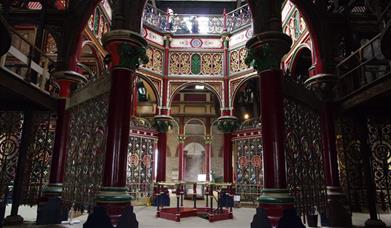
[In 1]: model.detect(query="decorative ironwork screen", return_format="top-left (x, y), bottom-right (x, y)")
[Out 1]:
top-left (368, 116), bottom-right (391, 211)
top-left (0, 112), bottom-right (23, 197)
top-left (63, 93), bottom-right (109, 211)
top-left (338, 116), bottom-right (391, 212)
top-left (283, 98), bottom-right (327, 220)
top-left (127, 118), bottom-right (157, 200)
top-left (337, 117), bottom-right (368, 212)
top-left (21, 112), bottom-right (55, 205)
top-left (233, 135), bottom-right (263, 202)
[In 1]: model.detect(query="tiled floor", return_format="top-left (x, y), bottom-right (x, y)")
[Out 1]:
top-left (3, 203), bottom-right (391, 227)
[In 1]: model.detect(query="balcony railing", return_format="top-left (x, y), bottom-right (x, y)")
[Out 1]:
top-left (0, 25), bottom-right (58, 95)
top-left (336, 33), bottom-right (391, 99)
top-left (142, 3), bottom-right (252, 35)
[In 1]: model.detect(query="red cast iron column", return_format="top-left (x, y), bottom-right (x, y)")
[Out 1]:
top-left (44, 72), bottom-right (86, 197)
top-left (178, 117), bottom-right (185, 181)
top-left (95, 30), bottom-right (148, 224)
top-left (204, 137), bottom-right (212, 181)
top-left (153, 115), bottom-right (173, 182)
top-left (246, 31), bottom-right (293, 227)
top-left (215, 116), bottom-right (238, 183)
top-left (305, 74), bottom-right (353, 226)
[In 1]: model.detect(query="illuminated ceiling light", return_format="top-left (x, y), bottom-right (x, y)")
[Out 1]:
top-left (244, 113), bottom-right (250, 120)
top-left (195, 85), bottom-right (204, 90)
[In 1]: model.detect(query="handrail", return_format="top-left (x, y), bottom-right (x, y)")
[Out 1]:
top-left (142, 3), bottom-right (252, 34)
top-left (336, 33), bottom-right (391, 99)
top-left (0, 23), bottom-right (58, 96)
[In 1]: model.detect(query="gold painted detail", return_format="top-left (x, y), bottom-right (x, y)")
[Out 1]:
top-left (143, 47), bottom-right (163, 74)
top-left (169, 52), bottom-right (223, 76)
top-left (230, 47), bottom-right (251, 73)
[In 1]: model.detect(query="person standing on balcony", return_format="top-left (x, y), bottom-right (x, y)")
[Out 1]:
top-left (191, 16), bottom-right (199, 34)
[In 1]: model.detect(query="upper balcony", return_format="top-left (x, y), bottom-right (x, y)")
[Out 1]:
top-left (142, 3), bottom-right (252, 35)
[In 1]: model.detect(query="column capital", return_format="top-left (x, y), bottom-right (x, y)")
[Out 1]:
top-left (215, 115), bottom-right (239, 133)
top-left (177, 135), bottom-right (186, 143)
top-left (204, 135), bottom-right (212, 144)
top-left (153, 115), bottom-right (174, 133)
top-left (304, 73), bottom-right (338, 101)
top-left (245, 31), bottom-right (291, 72)
top-left (102, 30), bottom-right (149, 71)
top-left (52, 70), bottom-right (87, 84)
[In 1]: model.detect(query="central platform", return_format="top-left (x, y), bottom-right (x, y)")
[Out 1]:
top-left (157, 207), bottom-right (233, 222)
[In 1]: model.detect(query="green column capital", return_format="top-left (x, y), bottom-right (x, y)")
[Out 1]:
top-left (245, 31), bottom-right (291, 72)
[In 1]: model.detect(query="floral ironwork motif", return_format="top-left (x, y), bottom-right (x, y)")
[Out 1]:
top-left (169, 52), bottom-right (223, 76)
top-left (283, 98), bottom-right (327, 221)
top-left (0, 112), bottom-right (23, 197)
top-left (337, 118), bottom-right (368, 212)
top-left (234, 137), bottom-right (263, 202)
top-left (21, 112), bottom-right (55, 205)
top-left (143, 47), bottom-right (163, 74)
top-left (127, 135), bottom-right (156, 200)
top-left (367, 117), bottom-right (391, 211)
top-left (63, 93), bottom-right (109, 211)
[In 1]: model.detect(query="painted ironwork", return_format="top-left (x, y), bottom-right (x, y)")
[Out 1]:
top-left (62, 93), bottom-right (109, 211)
top-left (283, 98), bottom-right (327, 221)
top-left (233, 136), bottom-right (263, 202)
top-left (21, 112), bottom-right (55, 205)
top-left (127, 119), bottom-right (157, 200)
top-left (226, 4), bottom-right (252, 32)
top-left (337, 117), bottom-right (369, 212)
top-left (368, 116), bottom-right (391, 211)
top-left (0, 112), bottom-right (23, 199)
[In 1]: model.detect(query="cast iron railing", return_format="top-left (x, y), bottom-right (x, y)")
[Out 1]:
top-left (336, 33), bottom-right (391, 99)
top-left (142, 3), bottom-right (251, 35)
top-left (0, 25), bottom-right (58, 95)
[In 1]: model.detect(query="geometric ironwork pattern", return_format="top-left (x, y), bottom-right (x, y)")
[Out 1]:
top-left (0, 112), bottom-right (23, 198)
top-left (127, 133), bottom-right (156, 200)
top-left (233, 136), bottom-right (263, 202)
top-left (21, 112), bottom-right (56, 205)
top-left (336, 117), bottom-right (368, 212)
top-left (283, 98), bottom-right (327, 220)
top-left (367, 116), bottom-right (391, 211)
top-left (63, 93), bottom-right (109, 211)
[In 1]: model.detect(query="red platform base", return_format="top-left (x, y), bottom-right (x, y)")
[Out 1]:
top-left (157, 207), bottom-right (233, 222)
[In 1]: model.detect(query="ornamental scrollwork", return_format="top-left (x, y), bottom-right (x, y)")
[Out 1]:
top-left (117, 43), bottom-right (149, 70)
top-left (214, 116), bottom-right (239, 133)
top-left (152, 115), bottom-right (175, 133)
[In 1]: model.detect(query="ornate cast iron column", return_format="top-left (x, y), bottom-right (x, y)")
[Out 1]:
top-left (178, 117), bottom-right (185, 181)
top-left (178, 135), bottom-right (185, 181)
top-left (215, 115), bottom-right (239, 183)
top-left (356, 115), bottom-right (386, 228)
top-left (204, 135), bottom-right (212, 181)
top-left (37, 71), bottom-right (86, 225)
top-left (153, 115), bottom-right (174, 182)
top-left (44, 71), bottom-right (86, 196)
top-left (95, 30), bottom-right (148, 224)
top-left (245, 0), bottom-right (296, 224)
top-left (306, 75), bottom-right (353, 227)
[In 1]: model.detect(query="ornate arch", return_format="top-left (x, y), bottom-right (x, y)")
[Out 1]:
top-left (167, 81), bottom-right (223, 109)
top-left (288, 44), bottom-right (312, 77)
top-left (136, 72), bottom-right (162, 107)
top-left (230, 73), bottom-right (259, 108)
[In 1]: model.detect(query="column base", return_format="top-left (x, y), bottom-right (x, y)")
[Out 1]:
top-left (323, 186), bottom-right (352, 227)
top-left (252, 189), bottom-right (304, 228)
top-left (36, 183), bottom-right (68, 225)
top-left (4, 215), bottom-right (24, 225)
top-left (95, 187), bottom-right (133, 225)
top-left (365, 219), bottom-right (386, 228)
